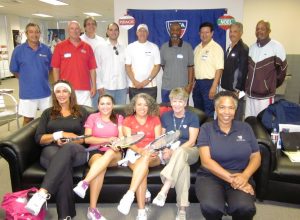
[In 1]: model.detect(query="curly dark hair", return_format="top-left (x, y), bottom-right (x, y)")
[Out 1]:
top-left (125, 93), bottom-right (159, 116)
top-left (51, 80), bottom-right (81, 119)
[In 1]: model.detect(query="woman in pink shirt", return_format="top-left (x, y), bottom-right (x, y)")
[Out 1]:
top-left (73, 94), bottom-right (123, 220)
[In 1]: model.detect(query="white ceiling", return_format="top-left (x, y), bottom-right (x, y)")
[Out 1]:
top-left (0, 0), bottom-right (114, 21)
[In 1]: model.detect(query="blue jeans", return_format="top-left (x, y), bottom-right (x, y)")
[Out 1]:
top-left (192, 79), bottom-right (214, 117)
top-left (104, 88), bottom-right (127, 105)
top-left (161, 89), bottom-right (171, 104)
top-left (91, 91), bottom-right (100, 110)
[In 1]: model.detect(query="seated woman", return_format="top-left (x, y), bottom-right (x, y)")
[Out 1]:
top-left (25, 80), bottom-right (89, 219)
top-left (152, 87), bottom-right (200, 220)
top-left (73, 94), bottom-right (123, 220)
top-left (117, 93), bottom-right (162, 220)
top-left (195, 91), bottom-right (261, 220)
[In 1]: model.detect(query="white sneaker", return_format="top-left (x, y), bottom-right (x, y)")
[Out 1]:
top-left (175, 210), bottom-right (186, 220)
top-left (117, 191), bottom-right (135, 215)
top-left (152, 192), bottom-right (167, 207)
top-left (25, 191), bottom-right (50, 216)
top-left (136, 212), bottom-right (147, 220)
top-left (73, 181), bottom-right (89, 198)
top-left (87, 207), bottom-right (107, 220)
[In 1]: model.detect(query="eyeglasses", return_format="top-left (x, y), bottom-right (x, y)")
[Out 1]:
top-left (113, 46), bottom-right (119, 55)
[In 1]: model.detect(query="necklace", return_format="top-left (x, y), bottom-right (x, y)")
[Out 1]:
top-left (173, 113), bottom-right (185, 131)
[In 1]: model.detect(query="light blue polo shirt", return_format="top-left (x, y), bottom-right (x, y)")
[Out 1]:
top-left (10, 42), bottom-right (52, 99)
top-left (197, 120), bottom-right (259, 171)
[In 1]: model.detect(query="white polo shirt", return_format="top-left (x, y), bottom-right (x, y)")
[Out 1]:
top-left (125, 40), bottom-right (160, 88)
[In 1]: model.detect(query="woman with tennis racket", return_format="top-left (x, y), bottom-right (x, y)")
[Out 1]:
top-left (152, 87), bottom-right (200, 220)
top-left (25, 80), bottom-right (90, 219)
top-left (117, 93), bottom-right (162, 220)
top-left (73, 94), bottom-right (123, 220)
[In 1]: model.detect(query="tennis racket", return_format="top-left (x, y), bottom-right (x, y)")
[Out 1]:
top-left (60, 135), bottom-right (91, 143)
top-left (146, 130), bottom-right (181, 152)
top-left (85, 133), bottom-right (145, 152)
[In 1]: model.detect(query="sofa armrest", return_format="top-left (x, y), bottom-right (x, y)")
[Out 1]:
top-left (245, 116), bottom-right (277, 168)
top-left (0, 118), bottom-right (41, 191)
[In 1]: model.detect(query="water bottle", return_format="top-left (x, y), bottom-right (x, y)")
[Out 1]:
top-left (271, 128), bottom-right (279, 146)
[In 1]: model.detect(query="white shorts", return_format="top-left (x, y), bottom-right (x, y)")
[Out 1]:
top-left (245, 96), bottom-right (274, 118)
top-left (75, 90), bottom-right (92, 107)
top-left (18, 96), bottom-right (52, 118)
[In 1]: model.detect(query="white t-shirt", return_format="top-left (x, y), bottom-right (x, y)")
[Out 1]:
top-left (80, 33), bottom-right (105, 51)
top-left (94, 39), bottom-right (127, 90)
top-left (125, 40), bottom-right (160, 88)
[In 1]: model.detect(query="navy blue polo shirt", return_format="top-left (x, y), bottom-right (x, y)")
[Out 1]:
top-left (197, 120), bottom-right (259, 171)
top-left (161, 110), bottom-right (199, 144)
top-left (10, 42), bottom-right (52, 99)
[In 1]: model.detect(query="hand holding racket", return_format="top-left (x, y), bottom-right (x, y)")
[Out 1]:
top-left (145, 130), bottom-right (181, 152)
top-left (85, 133), bottom-right (145, 152)
top-left (60, 135), bottom-right (91, 143)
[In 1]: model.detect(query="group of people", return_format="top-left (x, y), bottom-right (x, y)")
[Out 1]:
top-left (10, 17), bottom-right (287, 127)
top-left (23, 82), bottom-right (261, 220)
top-left (10, 16), bottom-right (284, 220)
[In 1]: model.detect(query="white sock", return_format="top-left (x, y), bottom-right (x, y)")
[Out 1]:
top-left (126, 190), bottom-right (135, 197)
top-left (138, 209), bottom-right (146, 215)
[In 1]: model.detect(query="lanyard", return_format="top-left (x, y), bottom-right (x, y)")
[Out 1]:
top-left (173, 113), bottom-right (185, 131)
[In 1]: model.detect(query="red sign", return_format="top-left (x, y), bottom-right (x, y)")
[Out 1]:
top-left (119, 15), bottom-right (135, 30)
top-left (217, 15), bottom-right (236, 30)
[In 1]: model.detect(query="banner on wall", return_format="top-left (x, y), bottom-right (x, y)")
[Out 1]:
top-left (127, 9), bottom-right (226, 50)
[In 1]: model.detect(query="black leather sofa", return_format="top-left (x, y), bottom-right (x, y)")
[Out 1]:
top-left (245, 115), bottom-right (300, 204)
top-left (0, 105), bottom-right (208, 203)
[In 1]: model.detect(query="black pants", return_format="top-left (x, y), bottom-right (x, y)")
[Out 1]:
top-left (129, 86), bottom-right (157, 101)
top-left (195, 169), bottom-right (256, 220)
top-left (40, 143), bottom-right (87, 219)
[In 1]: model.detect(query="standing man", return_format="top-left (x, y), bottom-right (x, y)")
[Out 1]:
top-left (80, 16), bottom-right (105, 108)
top-left (10, 23), bottom-right (52, 126)
top-left (160, 22), bottom-right (194, 103)
top-left (193, 22), bottom-right (224, 117)
top-left (52, 21), bottom-right (97, 107)
top-left (221, 22), bottom-right (249, 120)
top-left (125, 24), bottom-right (161, 101)
top-left (245, 20), bottom-right (287, 117)
top-left (94, 22), bottom-right (127, 104)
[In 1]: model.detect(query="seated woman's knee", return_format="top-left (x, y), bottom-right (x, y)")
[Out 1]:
top-left (200, 201), bottom-right (224, 219)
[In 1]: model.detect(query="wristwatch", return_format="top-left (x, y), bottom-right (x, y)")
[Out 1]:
top-left (148, 77), bottom-right (153, 82)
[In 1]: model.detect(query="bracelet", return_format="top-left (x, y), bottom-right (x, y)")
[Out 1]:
top-left (53, 131), bottom-right (63, 141)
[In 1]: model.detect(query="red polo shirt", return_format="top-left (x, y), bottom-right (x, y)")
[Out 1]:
top-left (51, 39), bottom-right (97, 90)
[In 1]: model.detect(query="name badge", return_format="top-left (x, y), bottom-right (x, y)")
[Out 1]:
top-left (177, 54), bottom-right (183, 59)
top-left (201, 54), bottom-right (208, 60)
top-left (64, 53), bottom-right (71, 58)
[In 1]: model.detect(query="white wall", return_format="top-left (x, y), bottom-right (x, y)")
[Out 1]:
top-left (243, 0), bottom-right (299, 54)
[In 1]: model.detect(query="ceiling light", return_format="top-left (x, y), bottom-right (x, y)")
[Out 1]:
top-left (39, 0), bottom-right (68, 6)
top-left (0, 5), bottom-right (4, 8)
top-left (84, 12), bottom-right (102, 17)
top-left (32, 13), bottom-right (53, 18)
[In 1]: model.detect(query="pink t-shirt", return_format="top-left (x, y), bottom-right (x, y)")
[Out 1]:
top-left (123, 115), bottom-right (161, 148)
top-left (84, 112), bottom-right (123, 151)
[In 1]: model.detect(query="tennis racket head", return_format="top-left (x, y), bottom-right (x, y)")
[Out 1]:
top-left (111, 133), bottom-right (145, 149)
top-left (147, 130), bottom-right (181, 151)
